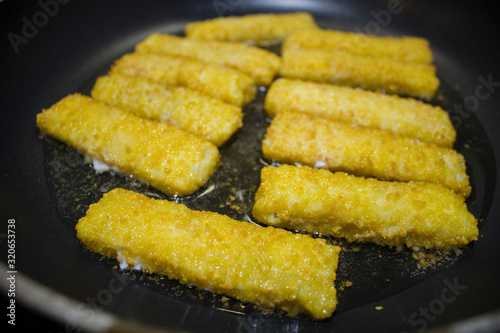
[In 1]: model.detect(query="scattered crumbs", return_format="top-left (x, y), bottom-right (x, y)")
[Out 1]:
top-left (411, 248), bottom-right (460, 269)
top-left (230, 204), bottom-right (240, 211)
top-left (351, 246), bottom-right (361, 253)
top-left (339, 280), bottom-right (353, 291)
top-left (464, 143), bottom-right (470, 149)
top-left (229, 195), bottom-right (236, 201)
top-left (375, 306), bottom-right (383, 311)
top-left (328, 238), bottom-right (344, 247)
top-left (378, 254), bottom-right (382, 258)
top-left (221, 296), bottom-right (230, 304)
top-left (219, 204), bottom-right (225, 208)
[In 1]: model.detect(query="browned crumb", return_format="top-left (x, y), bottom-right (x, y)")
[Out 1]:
top-left (412, 248), bottom-right (462, 269)
top-left (339, 280), bottom-right (353, 291)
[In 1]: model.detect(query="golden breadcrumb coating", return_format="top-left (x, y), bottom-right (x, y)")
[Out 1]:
top-left (264, 78), bottom-right (455, 147)
top-left (91, 74), bottom-right (242, 146)
top-left (282, 28), bottom-right (433, 64)
top-left (185, 12), bottom-right (317, 43)
top-left (109, 53), bottom-right (256, 107)
top-left (36, 93), bottom-right (220, 196)
top-left (136, 33), bottom-right (280, 86)
top-left (76, 188), bottom-right (341, 319)
top-left (262, 111), bottom-right (470, 197)
top-left (252, 165), bottom-right (478, 250)
top-left (280, 49), bottom-right (439, 100)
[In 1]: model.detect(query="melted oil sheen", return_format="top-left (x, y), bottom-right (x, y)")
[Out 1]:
top-left (43, 43), bottom-right (490, 315)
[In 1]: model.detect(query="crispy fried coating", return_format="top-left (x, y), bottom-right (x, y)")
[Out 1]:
top-left (185, 12), bottom-right (317, 43)
top-left (262, 111), bottom-right (470, 197)
top-left (109, 53), bottom-right (256, 107)
top-left (252, 165), bottom-right (478, 250)
top-left (76, 188), bottom-right (341, 319)
top-left (135, 33), bottom-right (280, 86)
top-left (91, 74), bottom-right (243, 146)
top-left (280, 49), bottom-right (439, 100)
top-left (282, 28), bottom-right (433, 64)
top-left (264, 78), bottom-right (455, 147)
top-left (36, 93), bottom-right (220, 196)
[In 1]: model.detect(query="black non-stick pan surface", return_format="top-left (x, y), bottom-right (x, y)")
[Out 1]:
top-left (2, 1), bottom-right (500, 332)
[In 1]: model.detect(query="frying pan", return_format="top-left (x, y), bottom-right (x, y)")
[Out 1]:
top-left (1, 0), bottom-right (500, 332)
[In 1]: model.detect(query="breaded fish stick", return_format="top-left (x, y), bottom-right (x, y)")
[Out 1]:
top-left (282, 28), bottom-right (433, 64)
top-left (136, 33), bottom-right (281, 86)
top-left (264, 78), bottom-right (455, 147)
top-left (252, 165), bottom-right (478, 250)
top-left (76, 188), bottom-right (341, 319)
top-left (185, 12), bottom-right (317, 43)
top-left (36, 94), bottom-right (220, 196)
top-left (91, 74), bottom-right (243, 146)
top-left (110, 53), bottom-right (256, 107)
top-left (262, 111), bottom-right (470, 197)
top-left (280, 49), bottom-right (439, 100)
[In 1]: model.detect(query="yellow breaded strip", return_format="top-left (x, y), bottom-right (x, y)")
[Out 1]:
top-left (282, 28), bottom-right (433, 64)
top-left (91, 74), bottom-right (242, 146)
top-left (36, 94), bottom-right (220, 196)
top-left (264, 78), bottom-right (455, 147)
top-left (76, 188), bottom-right (341, 319)
top-left (262, 111), bottom-right (470, 197)
top-left (252, 165), bottom-right (478, 250)
top-left (280, 49), bottom-right (439, 100)
top-left (109, 53), bottom-right (256, 107)
top-left (185, 12), bottom-right (317, 43)
top-left (136, 33), bottom-right (281, 86)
